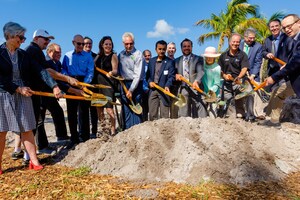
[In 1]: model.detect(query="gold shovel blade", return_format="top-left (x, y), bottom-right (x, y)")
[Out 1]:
top-left (204, 90), bottom-right (217, 103)
top-left (174, 94), bottom-right (186, 107)
top-left (129, 102), bottom-right (143, 115)
top-left (91, 99), bottom-right (108, 107)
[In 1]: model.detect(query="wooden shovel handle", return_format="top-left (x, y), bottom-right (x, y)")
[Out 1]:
top-left (78, 82), bottom-right (95, 88)
top-left (120, 81), bottom-right (133, 101)
top-left (95, 67), bottom-right (124, 81)
top-left (272, 57), bottom-right (286, 66)
top-left (152, 83), bottom-right (176, 98)
top-left (32, 91), bottom-right (90, 101)
top-left (253, 80), bottom-right (267, 91)
top-left (180, 76), bottom-right (206, 95)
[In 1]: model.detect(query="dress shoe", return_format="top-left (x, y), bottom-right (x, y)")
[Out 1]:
top-left (258, 120), bottom-right (281, 129)
top-left (66, 141), bottom-right (78, 150)
top-left (29, 160), bottom-right (44, 171)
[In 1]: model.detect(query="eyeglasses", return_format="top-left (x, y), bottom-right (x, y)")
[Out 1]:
top-left (17, 35), bottom-right (26, 41)
top-left (124, 42), bottom-right (134, 46)
top-left (75, 42), bottom-right (85, 46)
top-left (282, 19), bottom-right (299, 32)
top-left (39, 36), bottom-right (51, 42)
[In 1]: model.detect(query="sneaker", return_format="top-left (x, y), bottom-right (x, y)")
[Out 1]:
top-left (57, 136), bottom-right (70, 141)
top-left (11, 151), bottom-right (24, 160)
top-left (22, 158), bottom-right (30, 166)
top-left (37, 147), bottom-right (57, 156)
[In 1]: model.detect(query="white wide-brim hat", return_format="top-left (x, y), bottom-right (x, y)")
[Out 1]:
top-left (201, 46), bottom-right (221, 58)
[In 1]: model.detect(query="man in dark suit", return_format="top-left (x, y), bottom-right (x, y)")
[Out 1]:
top-left (240, 28), bottom-right (263, 122)
top-left (261, 18), bottom-right (296, 127)
top-left (148, 40), bottom-right (175, 120)
top-left (175, 38), bottom-right (207, 118)
top-left (266, 14), bottom-right (300, 97)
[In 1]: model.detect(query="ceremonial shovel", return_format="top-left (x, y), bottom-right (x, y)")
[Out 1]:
top-left (179, 76), bottom-right (217, 103)
top-left (31, 91), bottom-right (109, 107)
top-left (119, 81), bottom-right (143, 114)
top-left (152, 83), bottom-right (186, 107)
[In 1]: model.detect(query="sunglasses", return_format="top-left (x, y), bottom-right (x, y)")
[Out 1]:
top-left (124, 42), bottom-right (134, 46)
top-left (17, 35), bottom-right (26, 41)
top-left (75, 42), bottom-right (85, 46)
top-left (84, 42), bottom-right (92, 45)
top-left (39, 36), bottom-right (51, 42)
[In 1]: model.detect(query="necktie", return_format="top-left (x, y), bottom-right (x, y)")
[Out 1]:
top-left (271, 40), bottom-right (276, 55)
top-left (244, 44), bottom-right (249, 55)
top-left (183, 56), bottom-right (189, 80)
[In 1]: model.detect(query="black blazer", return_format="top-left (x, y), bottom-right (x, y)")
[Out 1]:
top-left (262, 33), bottom-right (294, 76)
top-left (0, 43), bottom-right (57, 94)
top-left (148, 56), bottom-right (175, 106)
top-left (272, 37), bottom-right (300, 97)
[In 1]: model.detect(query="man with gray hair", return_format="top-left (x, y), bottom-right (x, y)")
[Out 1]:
top-left (218, 33), bottom-right (250, 118)
top-left (118, 32), bottom-right (144, 129)
top-left (240, 27), bottom-right (263, 122)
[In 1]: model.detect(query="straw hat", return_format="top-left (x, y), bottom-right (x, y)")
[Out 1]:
top-left (202, 46), bottom-right (221, 58)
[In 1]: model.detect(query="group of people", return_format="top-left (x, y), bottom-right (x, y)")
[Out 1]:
top-left (0, 13), bottom-right (299, 173)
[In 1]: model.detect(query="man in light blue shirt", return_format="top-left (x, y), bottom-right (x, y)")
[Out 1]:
top-left (118, 32), bottom-right (144, 130)
top-left (62, 34), bottom-right (94, 148)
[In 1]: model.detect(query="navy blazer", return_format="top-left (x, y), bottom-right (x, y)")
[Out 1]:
top-left (272, 36), bottom-right (300, 97)
top-left (262, 32), bottom-right (294, 76)
top-left (148, 56), bottom-right (175, 106)
top-left (0, 43), bottom-right (57, 94)
top-left (240, 41), bottom-right (263, 81)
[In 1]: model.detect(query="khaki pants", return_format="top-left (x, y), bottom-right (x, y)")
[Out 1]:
top-left (265, 81), bottom-right (295, 122)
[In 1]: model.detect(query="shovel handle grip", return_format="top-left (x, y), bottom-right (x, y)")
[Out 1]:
top-left (272, 57), bottom-right (286, 66)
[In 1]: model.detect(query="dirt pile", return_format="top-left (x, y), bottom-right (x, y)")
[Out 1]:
top-left (60, 117), bottom-right (300, 185)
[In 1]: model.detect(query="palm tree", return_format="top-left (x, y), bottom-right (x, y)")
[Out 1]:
top-left (195, 0), bottom-right (264, 51)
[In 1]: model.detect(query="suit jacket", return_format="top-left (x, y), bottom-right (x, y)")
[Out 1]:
top-left (148, 56), bottom-right (175, 106)
top-left (262, 32), bottom-right (294, 76)
top-left (272, 36), bottom-right (300, 97)
top-left (240, 41), bottom-right (263, 81)
top-left (174, 53), bottom-right (204, 86)
top-left (0, 43), bottom-right (57, 94)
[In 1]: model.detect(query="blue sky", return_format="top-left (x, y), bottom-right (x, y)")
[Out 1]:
top-left (0, 0), bottom-right (299, 58)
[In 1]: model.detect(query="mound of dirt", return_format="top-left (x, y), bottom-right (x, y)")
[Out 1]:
top-left (60, 117), bottom-right (300, 185)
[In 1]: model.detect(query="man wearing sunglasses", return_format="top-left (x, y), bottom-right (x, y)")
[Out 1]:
top-left (62, 34), bottom-right (94, 149)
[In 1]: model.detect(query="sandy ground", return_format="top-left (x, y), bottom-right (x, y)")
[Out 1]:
top-left (6, 99), bottom-right (300, 186)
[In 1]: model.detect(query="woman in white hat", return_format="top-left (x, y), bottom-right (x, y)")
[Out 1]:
top-left (201, 46), bottom-right (221, 118)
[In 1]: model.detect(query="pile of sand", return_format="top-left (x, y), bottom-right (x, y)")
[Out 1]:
top-left (60, 117), bottom-right (300, 185)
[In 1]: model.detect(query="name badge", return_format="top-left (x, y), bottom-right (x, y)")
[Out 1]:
top-left (164, 70), bottom-right (168, 75)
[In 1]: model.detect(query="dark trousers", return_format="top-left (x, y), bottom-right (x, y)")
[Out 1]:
top-left (32, 96), bottom-right (48, 150)
top-left (41, 96), bottom-right (68, 138)
top-left (121, 80), bottom-right (143, 130)
top-left (79, 105), bottom-right (98, 135)
top-left (66, 99), bottom-right (90, 143)
top-left (141, 90), bottom-right (149, 121)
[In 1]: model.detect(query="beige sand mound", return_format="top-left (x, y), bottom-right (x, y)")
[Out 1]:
top-left (60, 117), bottom-right (300, 185)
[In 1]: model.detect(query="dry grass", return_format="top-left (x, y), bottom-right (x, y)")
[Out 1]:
top-left (0, 148), bottom-right (299, 200)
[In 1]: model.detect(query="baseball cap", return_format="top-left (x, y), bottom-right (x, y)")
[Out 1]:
top-left (33, 29), bottom-right (55, 39)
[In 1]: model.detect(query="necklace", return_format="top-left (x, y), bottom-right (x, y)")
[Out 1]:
top-left (6, 48), bottom-right (18, 65)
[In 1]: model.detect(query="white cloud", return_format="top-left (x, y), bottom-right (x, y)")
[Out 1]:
top-left (147, 19), bottom-right (189, 38)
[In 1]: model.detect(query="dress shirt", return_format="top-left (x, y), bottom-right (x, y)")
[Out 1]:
top-left (118, 48), bottom-right (144, 92)
top-left (61, 50), bottom-right (94, 83)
